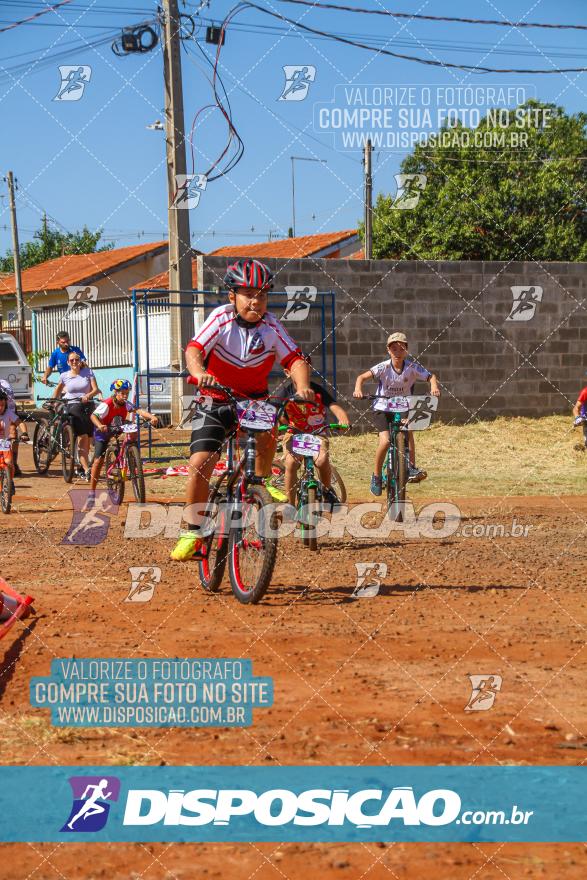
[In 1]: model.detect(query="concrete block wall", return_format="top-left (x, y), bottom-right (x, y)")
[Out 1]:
top-left (201, 256), bottom-right (587, 423)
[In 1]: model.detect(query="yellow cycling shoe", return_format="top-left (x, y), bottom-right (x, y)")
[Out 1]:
top-left (265, 478), bottom-right (287, 503)
top-left (170, 530), bottom-right (203, 561)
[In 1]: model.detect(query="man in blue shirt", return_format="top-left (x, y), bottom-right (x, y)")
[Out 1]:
top-left (41, 330), bottom-right (86, 384)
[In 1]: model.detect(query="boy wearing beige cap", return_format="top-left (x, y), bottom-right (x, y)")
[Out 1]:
top-left (354, 332), bottom-right (440, 495)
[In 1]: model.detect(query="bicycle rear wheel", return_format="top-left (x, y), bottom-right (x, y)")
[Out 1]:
top-left (0, 467), bottom-right (13, 513)
top-left (198, 482), bottom-right (229, 593)
top-left (105, 447), bottom-right (124, 505)
top-left (228, 484), bottom-right (278, 604)
top-left (126, 444), bottom-right (145, 503)
top-left (61, 425), bottom-right (76, 483)
top-left (386, 431), bottom-right (407, 521)
top-left (330, 465), bottom-right (347, 504)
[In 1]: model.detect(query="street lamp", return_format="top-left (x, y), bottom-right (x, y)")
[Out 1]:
top-left (290, 156), bottom-right (327, 237)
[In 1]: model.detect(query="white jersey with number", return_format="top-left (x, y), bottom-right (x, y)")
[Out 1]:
top-left (370, 358), bottom-right (430, 411)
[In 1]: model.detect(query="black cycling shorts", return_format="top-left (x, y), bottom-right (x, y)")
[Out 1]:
top-left (372, 410), bottom-right (398, 434)
top-left (189, 402), bottom-right (238, 455)
top-left (65, 401), bottom-right (94, 437)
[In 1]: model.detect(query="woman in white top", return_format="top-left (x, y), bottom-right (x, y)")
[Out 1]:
top-left (52, 351), bottom-right (99, 479)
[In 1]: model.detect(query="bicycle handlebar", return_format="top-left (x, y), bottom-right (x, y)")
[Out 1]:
top-left (278, 422), bottom-right (349, 433)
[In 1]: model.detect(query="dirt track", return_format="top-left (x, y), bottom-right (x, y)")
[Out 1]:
top-left (1, 445), bottom-right (585, 879)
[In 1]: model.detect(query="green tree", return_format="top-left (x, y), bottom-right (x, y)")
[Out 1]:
top-left (0, 220), bottom-right (112, 273)
top-left (365, 100), bottom-right (587, 261)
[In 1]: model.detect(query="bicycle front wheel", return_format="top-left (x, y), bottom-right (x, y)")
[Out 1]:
top-left (199, 481), bottom-right (229, 593)
top-left (386, 431), bottom-right (407, 521)
top-left (105, 447), bottom-right (124, 505)
top-left (32, 418), bottom-right (53, 474)
top-left (0, 467), bottom-right (13, 513)
top-left (228, 484), bottom-right (278, 604)
top-left (126, 444), bottom-right (145, 503)
top-left (61, 424), bottom-right (76, 483)
top-left (301, 484), bottom-right (319, 551)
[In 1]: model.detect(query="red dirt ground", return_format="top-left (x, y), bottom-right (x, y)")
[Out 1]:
top-left (0, 445), bottom-right (585, 879)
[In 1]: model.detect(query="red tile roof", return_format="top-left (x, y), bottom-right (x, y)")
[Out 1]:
top-left (0, 241), bottom-right (168, 296)
top-left (210, 229), bottom-right (357, 259)
top-left (134, 259), bottom-right (199, 291)
top-left (346, 248), bottom-right (365, 259)
top-left (134, 231), bottom-right (359, 291)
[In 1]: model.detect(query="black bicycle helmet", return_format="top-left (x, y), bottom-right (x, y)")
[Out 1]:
top-left (223, 258), bottom-right (273, 291)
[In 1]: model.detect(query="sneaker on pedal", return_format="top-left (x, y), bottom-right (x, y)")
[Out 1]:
top-left (265, 478), bottom-right (287, 503)
top-left (408, 466), bottom-right (427, 483)
top-left (370, 474), bottom-right (382, 496)
top-left (170, 530), bottom-right (203, 561)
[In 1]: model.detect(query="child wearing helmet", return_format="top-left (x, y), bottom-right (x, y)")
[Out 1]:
top-left (171, 257), bottom-right (314, 561)
top-left (0, 388), bottom-right (23, 484)
top-left (87, 379), bottom-right (158, 498)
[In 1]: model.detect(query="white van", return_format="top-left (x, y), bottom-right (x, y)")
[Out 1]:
top-left (0, 333), bottom-right (32, 400)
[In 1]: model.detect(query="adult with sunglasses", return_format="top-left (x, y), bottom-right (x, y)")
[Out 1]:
top-left (51, 351), bottom-right (99, 480)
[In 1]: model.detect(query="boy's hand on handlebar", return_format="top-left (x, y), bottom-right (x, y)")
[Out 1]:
top-left (294, 387), bottom-right (315, 402)
top-left (196, 372), bottom-right (217, 388)
top-left (353, 388), bottom-right (364, 398)
top-left (96, 421), bottom-right (107, 433)
top-left (149, 415), bottom-right (159, 426)
top-left (574, 416), bottom-right (584, 427)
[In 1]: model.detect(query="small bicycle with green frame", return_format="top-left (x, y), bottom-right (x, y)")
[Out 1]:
top-left (370, 395), bottom-right (411, 521)
top-left (277, 421), bottom-right (348, 551)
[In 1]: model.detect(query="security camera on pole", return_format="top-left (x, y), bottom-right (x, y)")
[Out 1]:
top-left (162, 0), bottom-right (193, 424)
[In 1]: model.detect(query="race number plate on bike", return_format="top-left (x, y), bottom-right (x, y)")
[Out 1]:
top-left (236, 401), bottom-right (277, 431)
top-left (121, 423), bottom-right (138, 434)
top-left (291, 433), bottom-right (322, 459)
top-left (376, 395), bottom-right (410, 413)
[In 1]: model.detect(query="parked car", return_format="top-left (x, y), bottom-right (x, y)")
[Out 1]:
top-left (0, 333), bottom-right (32, 400)
top-left (137, 367), bottom-right (173, 426)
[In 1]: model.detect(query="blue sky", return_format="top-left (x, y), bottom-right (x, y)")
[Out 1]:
top-left (0, 0), bottom-right (585, 256)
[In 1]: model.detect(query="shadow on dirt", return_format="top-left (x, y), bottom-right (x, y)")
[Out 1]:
top-left (263, 581), bottom-right (525, 605)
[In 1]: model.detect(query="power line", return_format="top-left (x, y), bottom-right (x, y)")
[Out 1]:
top-left (242, 2), bottom-right (587, 73)
top-left (0, 0), bottom-right (73, 34)
top-left (274, 0), bottom-right (587, 31)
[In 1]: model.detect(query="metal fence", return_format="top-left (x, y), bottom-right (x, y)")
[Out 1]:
top-left (32, 298), bottom-right (133, 369)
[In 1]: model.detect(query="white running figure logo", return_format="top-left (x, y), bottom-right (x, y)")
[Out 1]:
top-left (66, 494), bottom-right (112, 542)
top-left (67, 779), bottom-right (112, 829)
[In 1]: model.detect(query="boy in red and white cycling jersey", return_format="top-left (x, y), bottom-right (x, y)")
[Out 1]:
top-left (171, 258), bottom-right (314, 561)
top-left (572, 383), bottom-right (587, 447)
top-left (280, 368), bottom-right (350, 509)
top-left (87, 379), bottom-right (158, 500)
top-left (0, 378), bottom-right (29, 476)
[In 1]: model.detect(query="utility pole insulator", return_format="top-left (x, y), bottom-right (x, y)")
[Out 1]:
top-left (206, 26), bottom-right (225, 45)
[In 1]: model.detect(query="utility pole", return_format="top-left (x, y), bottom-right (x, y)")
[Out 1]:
top-left (364, 139), bottom-right (373, 260)
top-left (162, 0), bottom-right (193, 423)
top-left (5, 171), bottom-right (26, 351)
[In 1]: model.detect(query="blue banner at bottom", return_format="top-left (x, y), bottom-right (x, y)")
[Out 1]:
top-left (0, 766), bottom-right (583, 842)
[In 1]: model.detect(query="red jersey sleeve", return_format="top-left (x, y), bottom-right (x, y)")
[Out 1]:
top-left (578, 387), bottom-right (587, 404)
